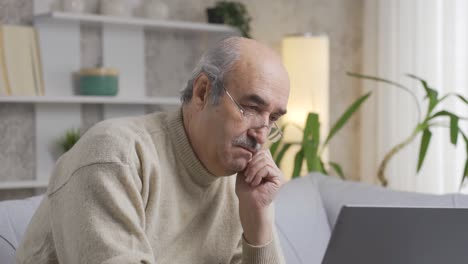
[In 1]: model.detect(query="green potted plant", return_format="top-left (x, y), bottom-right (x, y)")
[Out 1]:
top-left (58, 128), bottom-right (81, 154)
top-left (271, 92), bottom-right (371, 179)
top-left (206, 1), bottom-right (252, 38)
top-left (348, 73), bottom-right (468, 187)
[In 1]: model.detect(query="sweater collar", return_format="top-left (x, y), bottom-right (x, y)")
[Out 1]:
top-left (167, 109), bottom-right (219, 187)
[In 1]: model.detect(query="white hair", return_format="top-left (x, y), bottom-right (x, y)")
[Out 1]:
top-left (180, 37), bottom-right (242, 104)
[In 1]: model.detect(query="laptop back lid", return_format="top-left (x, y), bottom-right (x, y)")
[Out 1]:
top-left (322, 206), bottom-right (468, 264)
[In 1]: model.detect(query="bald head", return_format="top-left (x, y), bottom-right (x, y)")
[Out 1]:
top-left (226, 38), bottom-right (289, 96)
top-left (235, 37), bottom-right (284, 70)
top-left (181, 37), bottom-right (289, 105)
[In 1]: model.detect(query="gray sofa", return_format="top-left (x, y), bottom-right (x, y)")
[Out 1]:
top-left (2, 173), bottom-right (468, 264)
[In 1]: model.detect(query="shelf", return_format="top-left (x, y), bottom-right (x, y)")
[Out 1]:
top-left (34, 12), bottom-right (240, 34)
top-left (1, 9), bottom-right (221, 190)
top-left (0, 95), bottom-right (181, 105)
top-left (0, 180), bottom-right (48, 190)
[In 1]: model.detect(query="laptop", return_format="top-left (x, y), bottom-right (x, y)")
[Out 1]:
top-left (322, 206), bottom-right (468, 264)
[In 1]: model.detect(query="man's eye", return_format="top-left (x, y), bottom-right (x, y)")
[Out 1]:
top-left (270, 115), bottom-right (280, 122)
top-left (243, 105), bottom-right (260, 113)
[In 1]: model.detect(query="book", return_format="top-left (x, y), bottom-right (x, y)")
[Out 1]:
top-left (30, 29), bottom-right (44, 96)
top-left (0, 25), bottom-right (44, 96)
top-left (0, 28), bottom-right (10, 96)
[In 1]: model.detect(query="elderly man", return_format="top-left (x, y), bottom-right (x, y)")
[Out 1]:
top-left (16, 36), bottom-right (290, 264)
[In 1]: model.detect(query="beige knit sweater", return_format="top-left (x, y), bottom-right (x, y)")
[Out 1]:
top-left (16, 109), bottom-right (285, 264)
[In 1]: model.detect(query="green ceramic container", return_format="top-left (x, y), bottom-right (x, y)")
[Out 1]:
top-left (79, 68), bottom-right (119, 96)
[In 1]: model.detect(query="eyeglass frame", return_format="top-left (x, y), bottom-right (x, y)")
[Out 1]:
top-left (222, 86), bottom-right (283, 142)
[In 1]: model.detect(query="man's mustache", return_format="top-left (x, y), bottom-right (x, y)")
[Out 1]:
top-left (232, 136), bottom-right (261, 152)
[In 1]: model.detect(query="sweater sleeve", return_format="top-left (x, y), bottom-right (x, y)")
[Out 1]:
top-left (240, 228), bottom-right (286, 264)
top-left (48, 162), bottom-right (155, 264)
top-left (231, 203), bottom-right (286, 264)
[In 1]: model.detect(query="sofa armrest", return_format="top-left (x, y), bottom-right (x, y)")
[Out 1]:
top-left (0, 195), bottom-right (43, 264)
top-left (0, 235), bottom-right (15, 264)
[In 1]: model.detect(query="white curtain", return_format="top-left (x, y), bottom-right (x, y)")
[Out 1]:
top-left (361, 0), bottom-right (468, 194)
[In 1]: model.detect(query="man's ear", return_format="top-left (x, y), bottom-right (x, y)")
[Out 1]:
top-left (192, 73), bottom-right (211, 109)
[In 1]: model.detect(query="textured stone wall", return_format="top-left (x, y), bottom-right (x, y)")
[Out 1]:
top-left (0, 0), bottom-right (363, 200)
top-left (0, 0), bottom-right (36, 199)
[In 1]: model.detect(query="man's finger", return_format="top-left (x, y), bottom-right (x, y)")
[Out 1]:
top-left (246, 153), bottom-right (266, 170)
top-left (251, 166), bottom-right (269, 187)
top-left (245, 158), bottom-right (267, 182)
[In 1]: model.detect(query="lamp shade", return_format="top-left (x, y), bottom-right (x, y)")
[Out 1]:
top-left (281, 34), bottom-right (330, 143)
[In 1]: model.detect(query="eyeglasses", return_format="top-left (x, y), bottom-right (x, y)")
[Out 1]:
top-left (223, 87), bottom-right (283, 143)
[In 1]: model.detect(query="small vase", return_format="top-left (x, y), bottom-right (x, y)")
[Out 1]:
top-left (100, 0), bottom-right (132, 17)
top-left (79, 67), bottom-right (119, 96)
top-left (141, 0), bottom-right (169, 20)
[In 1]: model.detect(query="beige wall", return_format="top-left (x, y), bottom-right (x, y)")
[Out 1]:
top-left (0, 0), bottom-right (364, 200)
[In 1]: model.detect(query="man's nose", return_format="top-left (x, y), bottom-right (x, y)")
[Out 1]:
top-left (247, 126), bottom-right (269, 145)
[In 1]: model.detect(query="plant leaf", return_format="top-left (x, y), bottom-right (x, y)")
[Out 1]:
top-left (269, 140), bottom-right (280, 157)
top-left (311, 114), bottom-right (320, 145)
top-left (348, 72), bottom-right (408, 90)
top-left (318, 158), bottom-right (328, 175)
top-left (270, 124), bottom-right (288, 156)
top-left (329, 161), bottom-right (345, 179)
top-left (348, 72), bottom-right (422, 122)
top-left (302, 113), bottom-right (321, 172)
top-left (292, 148), bottom-right (304, 178)
top-left (429, 110), bottom-right (460, 145)
top-left (304, 140), bottom-right (321, 172)
top-left (406, 74), bottom-right (439, 114)
top-left (323, 92), bottom-right (371, 147)
top-left (430, 110), bottom-right (460, 119)
top-left (302, 113), bottom-right (319, 142)
top-left (303, 140), bottom-right (314, 171)
top-left (459, 131), bottom-right (468, 186)
top-left (456, 94), bottom-right (468, 105)
top-left (439, 93), bottom-right (468, 106)
top-left (274, 143), bottom-right (292, 166)
top-left (60, 128), bottom-right (81, 153)
top-left (417, 128), bottom-right (432, 172)
top-left (450, 115), bottom-right (459, 145)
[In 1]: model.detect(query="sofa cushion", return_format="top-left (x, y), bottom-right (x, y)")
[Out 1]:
top-left (275, 175), bottom-right (331, 264)
top-left (312, 173), bottom-right (467, 227)
top-left (0, 195), bottom-right (43, 264)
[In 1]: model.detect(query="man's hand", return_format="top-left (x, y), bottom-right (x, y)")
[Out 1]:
top-left (235, 149), bottom-right (285, 246)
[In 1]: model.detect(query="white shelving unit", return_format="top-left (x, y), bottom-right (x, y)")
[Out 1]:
top-left (0, 181), bottom-right (49, 190)
top-left (0, 95), bottom-right (180, 105)
top-left (34, 12), bottom-right (239, 33)
top-left (1, 7), bottom-right (238, 190)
